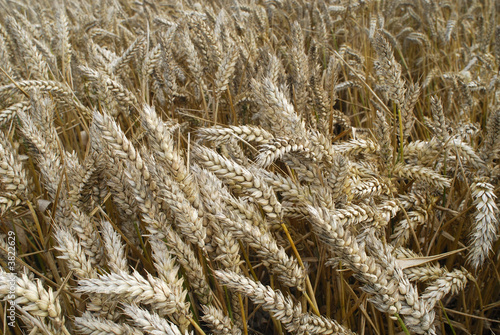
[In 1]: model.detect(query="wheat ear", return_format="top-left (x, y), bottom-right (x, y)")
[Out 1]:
top-left (467, 180), bottom-right (499, 270)
top-left (215, 270), bottom-right (353, 335)
top-left (74, 311), bottom-right (143, 335)
top-left (122, 304), bottom-right (188, 335)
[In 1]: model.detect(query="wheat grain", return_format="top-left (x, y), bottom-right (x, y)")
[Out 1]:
top-left (421, 268), bottom-right (469, 310)
top-left (74, 312), bottom-right (143, 335)
top-left (211, 211), bottom-right (306, 288)
top-left (0, 268), bottom-right (63, 328)
top-left (193, 145), bottom-right (282, 221)
top-left (201, 305), bottom-right (242, 335)
top-left (0, 132), bottom-right (29, 213)
top-left (122, 304), bottom-right (189, 335)
top-left (54, 228), bottom-right (97, 279)
top-left (100, 220), bottom-right (128, 273)
top-left (77, 270), bottom-right (188, 318)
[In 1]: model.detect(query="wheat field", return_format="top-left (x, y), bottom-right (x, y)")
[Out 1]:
top-left (0, 0), bottom-right (499, 334)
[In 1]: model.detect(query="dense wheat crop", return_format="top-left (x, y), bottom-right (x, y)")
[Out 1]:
top-left (0, 0), bottom-right (499, 334)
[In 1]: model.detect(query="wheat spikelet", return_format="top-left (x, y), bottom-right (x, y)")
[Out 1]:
top-left (111, 36), bottom-right (147, 75)
top-left (80, 66), bottom-right (139, 111)
top-left (154, 166), bottom-right (206, 249)
top-left (161, 226), bottom-right (213, 305)
top-left (4, 16), bottom-right (49, 80)
top-left (252, 77), bottom-right (306, 138)
top-left (197, 125), bottom-right (273, 145)
top-left (188, 13), bottom-right (222, 72)
top-left (103, 158), bottom-right (139, 223)
top-left (100, 220), bottom-right (128, 273)
top-left (193, 145), bottom-right (282, 221)
top-left (148, 239), bottom-right (192, 331)
top-left (0, 101), bottom-right (30, 127)
top-left (0, 33), bottom-right (16, 84)
top-left (201, 305), bottom-right (242, 335)
top-left (54, 6), bottom-right (72, 80)
top-left (93, 111), bottom-right (153, 190)
top-left (140, 105), bottom-right (200, 209)
top-left (373, 32), bottom-right (405, 109)
top-left (351, 177), bottom-right (391, 199)
top-left (307, 206), bottom-right (402, 315)
top-left (289, 22), bottom-right (310, 121)
top-left (181, 27), bottom-right (206, 93)
top-left (74, 312), bottom-right (143, 335)
top-left (480, 109), bottom-right (500, 163)
top-left (334, 139), bottom-right (380, 156)
top-left (467, 180), bottom-right (499, 270)
top-left (15, 106), bottom-right (72, 217)
top-left (395, 248), bottom-right (445, 282)
top-left (0, 80), bottom-right (91, 118)
top-left (215, 45), bottom-right (238, 100)
top-left (54, 228), bottom-right (97, 279)
top-left (392, 163), bottom-right (451, 189)
top-left (194, 165), bottom-right (241, 269)
top-left (256, 137), bottom-right (313, 168)
top-left (0, 268), bottom-right (64, 330)
top-left (421, 268), bottom-right (469, 310)
top-left (67, 207), bottom-right (103, 267)
top-left (261, 169), bottom-right (306, 201)
top-left (122, 304), bottom-right (189, 335)
top-left (68, 151), bottom-right (106, 213)
top-left (77, 270), bottom-right (189, 319)
top-left (216, 270), bottom-right (353, 335)
top-left (391, 209), bottom-right (427, 247)
top-left (0, 132), bottom-right (29, 213)
top-left (211, 211), bottom-right (306, 288)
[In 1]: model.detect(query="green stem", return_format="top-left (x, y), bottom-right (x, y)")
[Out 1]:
top-left (395, 313), bottom-right (411, 335)
top-left (439, 300), bottom-right (457, 335)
